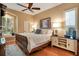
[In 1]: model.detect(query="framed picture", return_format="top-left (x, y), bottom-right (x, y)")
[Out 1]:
top-left (40, 17), bottom-right (51, 29)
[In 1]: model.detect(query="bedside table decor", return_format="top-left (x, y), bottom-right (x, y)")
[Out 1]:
top-left (52, 21), bottom-right (61, 36)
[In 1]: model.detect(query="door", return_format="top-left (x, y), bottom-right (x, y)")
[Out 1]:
top-left (24, 21), bottom-right (30, 33)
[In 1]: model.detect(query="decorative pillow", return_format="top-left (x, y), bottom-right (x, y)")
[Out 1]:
top-left (35, 29), bottom-right (42, 34)
top-left (41, 29), bottom-right (48, 34)
top-left (47, 30), bottom-right (52, 36)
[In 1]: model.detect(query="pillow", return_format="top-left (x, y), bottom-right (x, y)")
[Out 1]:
top-left (41, 29), bottom-right (48, 34)
top-left (47, 30), bottom-right (52, 34)
top-left (47, 30), bottom-right (52, 36)
top-left (35, 29), bottom-right (42, 34)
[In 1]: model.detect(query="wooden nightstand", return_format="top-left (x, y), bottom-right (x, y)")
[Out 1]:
top-left (0, 38), bottom-right (6, 56)
top-left (0, 44), bottom-right (5, 56)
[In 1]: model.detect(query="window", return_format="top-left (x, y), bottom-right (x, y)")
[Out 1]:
top-left (65, 9), bottom-right (76, 27)
top-left (2, 14), bottom-right (14, 34)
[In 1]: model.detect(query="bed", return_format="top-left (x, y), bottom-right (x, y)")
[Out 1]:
top-left (15, 30), bottom-right (52, 55)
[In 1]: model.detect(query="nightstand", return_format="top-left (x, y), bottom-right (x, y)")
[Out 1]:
top-left (0, 38), bottom-right (6, 56)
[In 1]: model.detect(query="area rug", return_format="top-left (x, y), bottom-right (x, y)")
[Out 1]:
top-left (6, 44), bottom-right (26, 56)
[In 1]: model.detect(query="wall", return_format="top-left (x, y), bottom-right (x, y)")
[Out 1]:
top-left (6, 8), bottom-right (34, 33)
top-left (33, 3), bottom-right (79, 36)
top-left (6, 3), bottom-right (79, 35)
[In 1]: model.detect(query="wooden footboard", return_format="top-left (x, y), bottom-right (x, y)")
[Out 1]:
top-left (15, 34), bottom-right (50, 56)
top-left (15, 34), bottom-right (29, 55)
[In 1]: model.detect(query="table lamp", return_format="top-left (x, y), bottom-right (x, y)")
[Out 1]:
top-left (52, 22), bottom-right (61, 36)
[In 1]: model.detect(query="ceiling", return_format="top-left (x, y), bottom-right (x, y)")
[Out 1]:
top-left (3, 3), bottom-right (62, 15)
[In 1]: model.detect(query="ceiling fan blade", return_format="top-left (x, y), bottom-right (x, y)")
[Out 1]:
top-left (16, 3), bottom-right (28, 9)
top-left (17, 3), bottom-right (34, 13)
top-left (28, 3), bottom-right (33, 9)
top-left (29, 9), bottom-right (34, 13)
top-left (32, 7), bottom-right (40, 10)
top-left (22, 9), bottom-right (27, 11)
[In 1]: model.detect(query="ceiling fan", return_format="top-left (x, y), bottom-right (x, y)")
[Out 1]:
top-left (16, 3), bottom-right (40, 12)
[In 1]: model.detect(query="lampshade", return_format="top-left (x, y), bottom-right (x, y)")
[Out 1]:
top-left (32, 24), bottom-right (37, 30)
top-left (52, 22), bottom-right (61, 28)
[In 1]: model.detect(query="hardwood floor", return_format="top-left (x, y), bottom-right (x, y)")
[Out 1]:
top-left (6, 38), bottom-right (74, 56)
top-left (31, 46), bottom-right (74, 56)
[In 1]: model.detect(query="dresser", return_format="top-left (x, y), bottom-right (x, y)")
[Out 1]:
top-left (51, 36), bottom-right (77, 55)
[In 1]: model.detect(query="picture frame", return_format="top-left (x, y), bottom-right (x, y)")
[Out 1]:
top-left (40, 17), bottom-right (51, 29)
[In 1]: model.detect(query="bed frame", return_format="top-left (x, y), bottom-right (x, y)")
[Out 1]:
top-left (15, 34), bottom-right (50, 55)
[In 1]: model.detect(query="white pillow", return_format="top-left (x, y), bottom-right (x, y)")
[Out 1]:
top-left (47, 30), bottom-right (52, 36)
top-left (41, 29), bottom-right (52, 35)
top-left (41, 29), bottom-right (48, 34)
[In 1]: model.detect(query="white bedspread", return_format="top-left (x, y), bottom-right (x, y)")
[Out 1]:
top-left (18, 33), bottom-right (51, 53)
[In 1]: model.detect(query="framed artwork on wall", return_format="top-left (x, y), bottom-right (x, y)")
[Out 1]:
top-left (40, 17), bottom-right (51, 29)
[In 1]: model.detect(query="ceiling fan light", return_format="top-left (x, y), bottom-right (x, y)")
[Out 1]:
top-left (24, 3), bottom-right (28, 7)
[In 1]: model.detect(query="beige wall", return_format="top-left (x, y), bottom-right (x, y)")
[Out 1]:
top-left (6, 3), bottom-right (79, 35)
top-left (33, 3), bottom-right (79, 36)
top-left (6, 8), bottom-right (34, 33)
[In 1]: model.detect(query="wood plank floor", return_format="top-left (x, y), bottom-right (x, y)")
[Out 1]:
top-left (6, 37), bottom-right (74, 56)
top-left (31, 46), bottom-right (74, 56)
top-left (7, 42), bottom-right (74, 56)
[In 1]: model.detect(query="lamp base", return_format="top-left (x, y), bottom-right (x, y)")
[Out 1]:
top-left (52, 30), bottom-right (58, 36)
